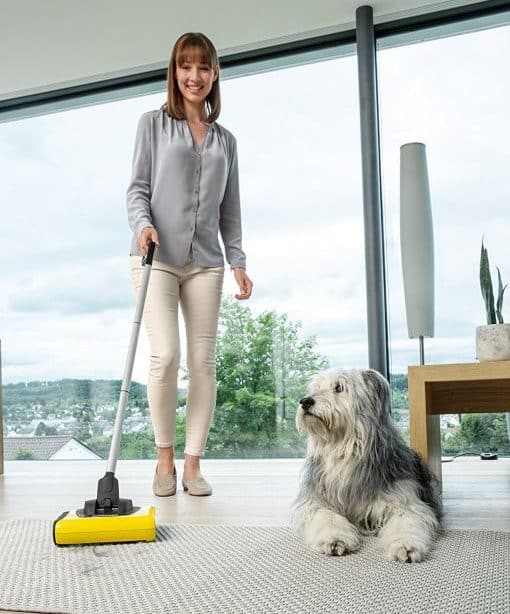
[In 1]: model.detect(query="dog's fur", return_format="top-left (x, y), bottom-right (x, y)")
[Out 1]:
top-left (293, 368), bottom-right (442, 562)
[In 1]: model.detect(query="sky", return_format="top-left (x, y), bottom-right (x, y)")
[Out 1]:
top-left (1, 22), bottom-right (509, 386)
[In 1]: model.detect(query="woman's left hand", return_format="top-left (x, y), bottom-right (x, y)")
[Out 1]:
top-left (233, 268), bottom-right (253, 300)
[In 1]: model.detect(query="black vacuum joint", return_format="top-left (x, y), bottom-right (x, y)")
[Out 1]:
top-left (82, 471), bottom-right (134, 517)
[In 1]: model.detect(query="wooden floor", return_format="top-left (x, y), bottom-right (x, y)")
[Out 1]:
top-left (1, 456), bottom-right (509, 531)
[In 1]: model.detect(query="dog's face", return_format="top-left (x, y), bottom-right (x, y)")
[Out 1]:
top-left (295, 368), bottom-right (390, 443)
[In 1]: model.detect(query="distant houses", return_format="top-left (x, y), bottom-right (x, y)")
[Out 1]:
top-left (3, 436), bottom-right (101, 460)
top-left (3, 412), bottom-right (151, 439)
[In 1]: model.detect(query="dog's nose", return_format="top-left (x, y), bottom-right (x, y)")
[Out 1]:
top-left (300, 396), bottom-right (315, 411)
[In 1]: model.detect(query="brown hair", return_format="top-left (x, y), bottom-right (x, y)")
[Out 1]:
top-left (162, 32), bottom-right (221, 123)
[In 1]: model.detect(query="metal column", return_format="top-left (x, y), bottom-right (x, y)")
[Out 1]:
top-left (355, 5), bottom-right (389, 379)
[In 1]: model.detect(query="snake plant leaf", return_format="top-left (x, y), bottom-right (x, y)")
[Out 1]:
top-left (496, 267), bottom-right (507, 324)
top-left (480, 241), bottom-right (496, 324)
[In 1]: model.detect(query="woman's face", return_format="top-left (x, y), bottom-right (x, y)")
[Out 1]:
top-left (175, 46), bottom-right (218, 111)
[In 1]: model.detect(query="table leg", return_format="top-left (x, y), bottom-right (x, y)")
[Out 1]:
top-left (408, 370), bottom-right (442, 492)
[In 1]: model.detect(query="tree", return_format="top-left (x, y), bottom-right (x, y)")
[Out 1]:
top-left (442, 413), bottom-right (510, 455)
top-left (84, 429), bottom-right (157, 460)
top-left (35, 421), bottom-right (58, 436)
top-left (15, 449), bottom-right (36, 460)
top-left (120, 432), bottom-right (157, 459)
top-left (196, 297), bottom-right (328, 456)
top-left (73, 403), bottom-right (93, 440)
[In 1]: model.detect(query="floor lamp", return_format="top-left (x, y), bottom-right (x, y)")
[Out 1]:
top-left (400, 142), bottom-right (435, 365)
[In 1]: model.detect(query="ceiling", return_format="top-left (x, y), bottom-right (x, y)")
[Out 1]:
top-left (0, 0), bottom-right (484, 100)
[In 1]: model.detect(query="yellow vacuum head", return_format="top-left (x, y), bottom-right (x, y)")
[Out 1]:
top-left (53, 505), bottom-right (156, 546)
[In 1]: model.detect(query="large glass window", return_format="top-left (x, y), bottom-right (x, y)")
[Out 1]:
top-left (1, 50), bottom-right (367, 459)
top-left (378, 20), bottom-right (510, 454)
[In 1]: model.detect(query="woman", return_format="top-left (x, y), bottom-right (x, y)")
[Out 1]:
top-left (127, 32), bottom-right (253, 497)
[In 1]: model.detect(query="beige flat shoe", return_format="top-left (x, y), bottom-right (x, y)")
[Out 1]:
top-left (182, 475), bottom-right (212, 496)
top-left (153, 464), bottom-right (177, 497)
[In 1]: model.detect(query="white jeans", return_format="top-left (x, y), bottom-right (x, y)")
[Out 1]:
top-left (130, 253), bottom-right (224, 455)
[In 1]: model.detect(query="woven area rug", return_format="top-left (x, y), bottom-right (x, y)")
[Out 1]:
top-left (0, 521), bottom-right (509, 614)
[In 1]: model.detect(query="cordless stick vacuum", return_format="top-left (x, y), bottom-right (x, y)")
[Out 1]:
top-left (53, 242), bottom-right (157, 546)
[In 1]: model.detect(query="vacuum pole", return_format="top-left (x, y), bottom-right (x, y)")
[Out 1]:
top-left (107, 242), bottom-right (155, 474)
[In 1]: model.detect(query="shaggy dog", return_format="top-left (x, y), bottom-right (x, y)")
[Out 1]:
top-left (293, 368), bottom-right (442, 563)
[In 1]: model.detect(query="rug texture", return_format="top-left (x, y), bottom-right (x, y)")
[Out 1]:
top-left (0, 520), bottom-right (509, 614)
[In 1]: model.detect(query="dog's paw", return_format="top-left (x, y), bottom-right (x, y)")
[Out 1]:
top-left (385, 539), bottom-right (427, 563)
top-left (309, 529), bottom-right (361, 557)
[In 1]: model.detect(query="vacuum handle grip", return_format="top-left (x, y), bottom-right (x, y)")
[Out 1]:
top-left (142, 241), bottom-right (156, 266)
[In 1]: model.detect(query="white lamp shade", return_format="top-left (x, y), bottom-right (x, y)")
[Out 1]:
top-left (400, 142), bottom-right (435, 339)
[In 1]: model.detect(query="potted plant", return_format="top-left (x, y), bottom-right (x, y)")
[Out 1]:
top-left (476, 239), bottom-right (510, 361)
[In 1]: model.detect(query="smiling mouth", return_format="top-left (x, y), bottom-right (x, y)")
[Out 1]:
top-left (187, 86), bottom-right (203, 93)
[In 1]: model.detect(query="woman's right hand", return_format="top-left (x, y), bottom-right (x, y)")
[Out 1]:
top-left (137, 226), bottom-right (160, 255)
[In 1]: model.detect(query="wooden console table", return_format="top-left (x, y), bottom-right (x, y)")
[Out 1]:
top-left (408, 360), bottom-right (510, 490)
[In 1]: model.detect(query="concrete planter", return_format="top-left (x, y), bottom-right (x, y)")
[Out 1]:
top-left (476, 323), bottom-right (510, 361)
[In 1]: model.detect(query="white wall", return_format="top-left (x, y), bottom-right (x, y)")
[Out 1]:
top-left (50, 440), bottom-right (101, 460)
top-left (1, 0), bottom-right (479, 100)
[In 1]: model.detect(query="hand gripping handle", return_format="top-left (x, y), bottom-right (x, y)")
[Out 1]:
top-left (142, 241), bottom-right (156, 266)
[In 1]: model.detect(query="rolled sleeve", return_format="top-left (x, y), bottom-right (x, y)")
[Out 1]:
top-left (126, 113), bottom-right (153, 237)
top-left (219, 138), bottom-right (247, 270)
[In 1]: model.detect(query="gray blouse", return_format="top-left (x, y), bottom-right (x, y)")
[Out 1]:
top-left (126, 108), bottom-right (246, 270)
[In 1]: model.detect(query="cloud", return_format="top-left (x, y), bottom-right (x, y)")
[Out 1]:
top-left (1, 25), bottom-right (510, 384)
top-left (7, 257), bottom-right (134, 314)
